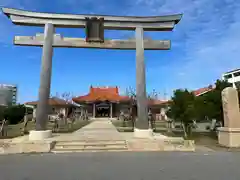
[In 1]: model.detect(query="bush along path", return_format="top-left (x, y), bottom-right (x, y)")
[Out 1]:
top-left (0, 119), bottom-right (90, 139)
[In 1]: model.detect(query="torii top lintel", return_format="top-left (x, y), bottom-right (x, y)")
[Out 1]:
top-left (1, 8), bottom-right (182, 31)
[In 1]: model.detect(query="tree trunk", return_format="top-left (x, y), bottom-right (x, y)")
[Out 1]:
top-left (0, 119), bottom-right (7, 137)
top-left (167, 122), bottom-right (172, 133)
top-left (182, 122), bottom-right (188, 139)
top-left (22, 115), bottom-right (29, 135)
top-left (187, 125), bottom-right (192, 139)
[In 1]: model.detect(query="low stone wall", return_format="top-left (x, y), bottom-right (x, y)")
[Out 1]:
top-left (127, 139), bottom-right (163, 151)
top-left (162, 139), bottom-right (195, 151)
top-left (0, 141), bottom-right (55, 155)
top-left (0, 139), bottom-right (195, 154)
top-left (126, 139), bottom-right (195, 152)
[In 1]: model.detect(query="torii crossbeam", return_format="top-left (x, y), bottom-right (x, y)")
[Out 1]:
top-left (1, 7), bottom-right (182, 140)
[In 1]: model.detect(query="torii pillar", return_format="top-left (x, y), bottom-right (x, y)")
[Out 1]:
top-left (134, 26), bottom-right (151, 138)
top-left (29, 23), bottom-right (55, 140)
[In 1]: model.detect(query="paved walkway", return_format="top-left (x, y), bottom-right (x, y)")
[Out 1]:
top-left (73, 119), bottom-right (125, 140)
top-left (51, 118), bottom-right (125, 141)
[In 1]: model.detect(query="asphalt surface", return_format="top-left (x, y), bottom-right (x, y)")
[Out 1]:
top-left (0, 152), bottom-right (239, 180)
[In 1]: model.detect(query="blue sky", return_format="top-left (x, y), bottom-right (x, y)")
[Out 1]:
top-left (0, 0), bottom-right (240, 103)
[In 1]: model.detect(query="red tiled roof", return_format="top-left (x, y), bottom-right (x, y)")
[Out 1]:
top-left (148, 99), bottom-right (170, 105)
top-left (25, 97), bottom-right (74, 106)
top-left (72, 86), bottom-right (130, 103)
top-left (193, 86), bottom-right (214, 96)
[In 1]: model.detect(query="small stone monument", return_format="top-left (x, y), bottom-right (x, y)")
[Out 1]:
top-left (218, 87), bottom-right (240, 147)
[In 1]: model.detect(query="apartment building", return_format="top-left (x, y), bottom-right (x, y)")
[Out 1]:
top-left (222, 69), bottom-right (240, 89)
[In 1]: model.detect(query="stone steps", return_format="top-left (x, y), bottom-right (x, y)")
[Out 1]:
top-left (54, 145), bottom-right (127, 150)
top-left (52, 149), bottom-right (128, 153)
top-left (55, 140), bottom-right (126, 146)
top-left (52, 140), bottom-right (128, 153)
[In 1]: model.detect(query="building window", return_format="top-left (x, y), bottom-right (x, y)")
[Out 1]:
top-left (224, 74), bottom-right (232, 79)
top-left (234, 72), bottom-right (240, 77)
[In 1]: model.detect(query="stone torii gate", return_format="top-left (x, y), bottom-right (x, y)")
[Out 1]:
top-left (1, 8), bottom-right (182, 140)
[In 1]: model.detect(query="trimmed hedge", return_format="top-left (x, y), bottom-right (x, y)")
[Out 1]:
top-left (0, 106), bottom-right (6, 121)
top-left (3, 105), bottom-right (26, 124)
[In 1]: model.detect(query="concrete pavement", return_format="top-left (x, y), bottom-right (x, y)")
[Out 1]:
top-left (49, 119), bottom-right (125, 141)
top-left (0, 152), bottom-right (239, 180)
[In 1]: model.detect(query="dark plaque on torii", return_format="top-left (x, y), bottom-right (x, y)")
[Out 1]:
top-left (85, 17), bottom-right (104, 43)
top-left (1, 7), bottom-right (182, 139)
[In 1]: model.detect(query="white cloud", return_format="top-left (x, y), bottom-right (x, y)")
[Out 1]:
top-left (130, 0), bottom-right (240, 90)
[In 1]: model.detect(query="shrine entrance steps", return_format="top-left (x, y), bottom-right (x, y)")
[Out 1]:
top-left (52, 140), bottom-right (128, 153)
top-left (52, 119), bottom-right (128, 153)
top-left (51, 119), bottom-right (195, 153)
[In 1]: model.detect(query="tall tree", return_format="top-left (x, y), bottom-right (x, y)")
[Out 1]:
top-left (51, 92), bottom-right (74, 104)
top-left (59, 92), bottom-right (74, 103)
top-left (167, 79), bottom-right (232, 137)
top-left (167, 89), bottom-right (195, 138)
top-left (193, 95), bottom-right (207, 122)
top-left (125, 87), bottom-right (160, 101)
top-left (148, 89), bottom-right (160, 99)
top-left (125, 87), bottom-right (137, 105)
top-left (198, 79), bottom-right (232, 125)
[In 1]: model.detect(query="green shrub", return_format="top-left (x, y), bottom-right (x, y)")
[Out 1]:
top-left (0, 106), bottom-right (6, 121)
top-left (3, 105), bottom-right (26, 124)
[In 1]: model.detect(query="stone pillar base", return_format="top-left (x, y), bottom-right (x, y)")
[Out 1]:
top-left (218, 127), bottom-right (240, 147)
top-left (134, 128), bottom-right (153, 138)
top-left (29, 130), bottom-right (52, 141)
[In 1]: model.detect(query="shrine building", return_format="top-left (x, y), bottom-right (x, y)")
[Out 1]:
top-left (24, 86), bottom-right (169, 120)
top-left (72, 86), bottom-right (168, 119)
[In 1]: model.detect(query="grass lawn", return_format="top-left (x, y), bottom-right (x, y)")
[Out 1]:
top-left (112, 120), bottom-right (240, 151)
top-left (111, 120), bottom-right (134, 132)
top-left (1, 120), bottom-right (90, 139)
top-left (155, 129), bottom-right (217, 140)
top-left (111, 120), bottom-right (167, 132)
top-left (156, 130), bottom-right (239, 151)
top-left (112, 119), bottom-right (220, 145)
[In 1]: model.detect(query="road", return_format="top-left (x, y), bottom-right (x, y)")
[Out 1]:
top-left (0, 152), bottom-right (239, 180)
